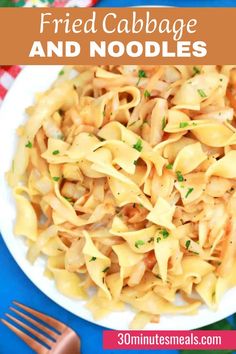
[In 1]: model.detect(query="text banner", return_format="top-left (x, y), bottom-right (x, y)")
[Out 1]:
top-left (103, 330), bottom-right (236, 350)
top-left (0, 8), bottom-right (235, 64)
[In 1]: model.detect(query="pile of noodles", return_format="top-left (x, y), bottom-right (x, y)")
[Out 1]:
top-left (7, 65), bottom-right (236, 328)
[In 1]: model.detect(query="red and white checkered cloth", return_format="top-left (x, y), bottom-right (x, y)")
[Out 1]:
top-left (0, 0), bottom-right (98, 106)
top-left (0, 66), bottom-right (24, 106)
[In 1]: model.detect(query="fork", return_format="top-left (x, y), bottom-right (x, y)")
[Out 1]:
top-left (1, 301), bottom-right (81, 354)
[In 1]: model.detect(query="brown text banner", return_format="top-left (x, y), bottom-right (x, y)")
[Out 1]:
top-left (0, 8), bottom-right (235, 64)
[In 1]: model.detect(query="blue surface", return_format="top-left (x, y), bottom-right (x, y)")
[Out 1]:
top-left (96, 0), bottom-right (236, 7)
top-left (0, 235), bottom-right (179, 354)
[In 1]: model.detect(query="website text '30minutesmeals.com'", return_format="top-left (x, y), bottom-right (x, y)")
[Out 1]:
top-left (103, 330), bottom-right (236, 350)
top-left (117, 332), bottom-right (221, 345)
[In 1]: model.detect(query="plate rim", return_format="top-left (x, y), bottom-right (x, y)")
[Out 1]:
top-left (0, 65), bottom-right (236, 331)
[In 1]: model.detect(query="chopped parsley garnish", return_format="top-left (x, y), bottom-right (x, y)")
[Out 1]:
top-left (156, 237), bottom-right (161, 243)
top-left (166, 163), bottom-right (173, 170)
top-left (144, 90), bottom-right (151, 98)
top-left (185, 240), bottom-right (191, 249)
top-left (176, 171), bottom-right (184, 182)
top-left (103, 105), bottom-right (106, 117)
top-left (159, 229), bottom-right (169, 238)
top-left (133, 159), bottom-right (138, 165)
top-left (58, 69), bottom-right (64, 76)
top-left (179, 122), bottom-right (189, 128)
top-left (193, 66), bottom-right (200, 75)
top-left (98, 136), bottom-right (105, 142)
top-left (64, 196), bottom-right (72, 202)
top-left (52, 150), bottom-right (60, 155)
top-left (102, 267), bottom-right (109, 273)
top-left (52, 176), bottom-right (60, 182)
top-left (197, 89), bottom-right (207, 98)
top-left (89, 257), bottom-right (97, 262)
top-left (162, 116), bottom-right (167, 130)
top-left (185, 187), bottom-right (194, 198)
top-left (25, 141), bottom-right (32, 148)
top-left (137, 70), bottom-right (146, 86)
top-left (133, 139), bottom-right (143, 152)
top-left (135, 240), bottom-right (145, 248)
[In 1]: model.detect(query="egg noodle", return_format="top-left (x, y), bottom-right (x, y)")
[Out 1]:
top-left (7, 65), bottom-right (236, 328)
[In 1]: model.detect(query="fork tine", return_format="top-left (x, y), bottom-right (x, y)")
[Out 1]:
top-left (6, 313), bottom-right (54, 347)
top-left (10, 307), bottom-right (58, 340)
top-left (13, 301), bottom-right (66, 332)
top-left (1, 319), bottom-right (48, 353)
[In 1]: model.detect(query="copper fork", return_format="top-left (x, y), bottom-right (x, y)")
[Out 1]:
top-left (1, 301), bottom-right (81, 354)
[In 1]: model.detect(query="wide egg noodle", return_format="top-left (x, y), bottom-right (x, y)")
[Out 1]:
top-left (13, 187), bottom-right (38, 241)
top-left (147, 197), bottom-right (176, 230)
top-left (47, 253), bottom-right (86, 299)
top-left (206, 150), bottom-right (236, 178)
top-left (173, 143), bottom-right (207, 175)
top-left (82, 230), bottom-right (111, 299)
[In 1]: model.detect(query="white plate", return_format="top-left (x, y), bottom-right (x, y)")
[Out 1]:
top-left (0, 65), bottom-right (235, 330)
